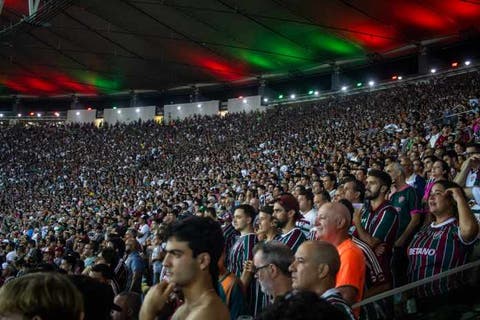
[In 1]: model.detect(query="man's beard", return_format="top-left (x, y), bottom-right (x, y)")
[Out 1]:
top-left (275, 218), bottom-right (287, 229)
top-left (365, 189), bottom-right (380, 201)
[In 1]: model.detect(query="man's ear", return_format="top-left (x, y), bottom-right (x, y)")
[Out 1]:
top-left (287, 209), bottom-right (295, 220)
top-left (197, 252), bottom-right (211, 271)
top-left (317, 263), bottom-right (330, 279)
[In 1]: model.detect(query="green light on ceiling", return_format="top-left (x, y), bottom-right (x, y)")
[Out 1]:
top-left (74, 72), bottom-right (122, 94)
top-left (308, 90), bottom-right (314, 95)
top-left (310, 33), bottom-right (364, 56)
top-left (357, 82), bottom-right (363, 87)
top-left (238, 51), bottom-right (277, 69)
top-left (278, 94), bottom-right (284, 99)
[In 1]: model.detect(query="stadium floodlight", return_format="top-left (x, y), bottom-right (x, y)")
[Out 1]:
top-left (398, 76), bottom-right (403, 80)
top-left (341, 86), bottom-right (347, 92)
top-left (197, 104), bottom-right (202, 108)
top-left (17, 113), bottom-right (22, 117)
top-left (0, 114), bottom-right (3, 118)
top-left (76, 112), bottom-right (80, 116)
top-left (37, 113), bottom-right (41, 117)
top-left (117, 110), bottom-right (122, 114)
top-left (243, 98), bottom-right (247, 103)
top-left (368, 80), bottom-right (375, 87)
top-left (430, 68), bottom-right (436, 73)
top-left (177, 106), bottom-right (181, 110)
top-left (465, 60), bottom-right (471, 66)
top-left (290, 94), bottom-right (296, 99)
top-left (136, 108), bottom-right (141, 112)
top-left (263, 98), bottom-right (269, 102)
top-left (314, 91), bottom-right (319, 96)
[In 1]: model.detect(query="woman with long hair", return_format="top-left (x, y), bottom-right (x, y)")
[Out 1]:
top-left (407, 180), bottom-right (479, 311)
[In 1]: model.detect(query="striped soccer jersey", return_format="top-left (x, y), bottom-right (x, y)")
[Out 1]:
top-left (227, 233), bottom-right (257, 278)
top-left (352, 236), bottom-right (392, 320)
top-left (407, 217), bottom-right (477, 297)
top-left (355, 200), bottom-right (398, 249)
top-left (222, 222), bottom-right (239, 268)
top-left (278, 227), bottom-right (306, 253)
top-left (321, 288), bottom-right (356, 320)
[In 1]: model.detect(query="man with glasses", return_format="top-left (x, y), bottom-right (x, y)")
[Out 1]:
top-left (252, 241), bottom-right (294, 302)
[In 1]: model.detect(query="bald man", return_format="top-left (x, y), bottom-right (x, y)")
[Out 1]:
top-left (289, 240), bottom-right (355, 320)
top-left (314, 202), bottom-right (365, 307)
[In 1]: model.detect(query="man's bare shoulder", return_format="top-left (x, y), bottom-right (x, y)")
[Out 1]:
top-left (173, 295), bottom-right (229, 320)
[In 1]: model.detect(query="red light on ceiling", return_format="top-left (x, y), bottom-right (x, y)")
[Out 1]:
top-left (393, 2), bottom-right (448, 30)
top-left (392, 75), bottom-right (398, 80)
top-left (346, 22), bottom-right (397, 49)
top-left (24, 78), bottom-right (58, 93)
top-left (451, 62), bottom-right (458, 68)
top-left (29, 112), bottom-right (34, 116)
top-left (87, 107), bottom-right (92, 111)
top-left (238, 96), bottom-right (243, 99)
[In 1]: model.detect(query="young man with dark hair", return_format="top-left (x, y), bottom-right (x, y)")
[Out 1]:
top-left (352, 169), bottom-right (398, 292)
top-left (296, 189), bottom-right (317, 237)
top-left (273, 194), bottom-right (306, 253)
top-left (139, 216), bottom-right (229, 320)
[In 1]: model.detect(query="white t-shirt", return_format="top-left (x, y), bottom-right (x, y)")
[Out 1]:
top-left (136, 224), bottom-right (150, 245)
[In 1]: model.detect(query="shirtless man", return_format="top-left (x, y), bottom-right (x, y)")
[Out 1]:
top-left (140, 217), bottom-right (229, 320)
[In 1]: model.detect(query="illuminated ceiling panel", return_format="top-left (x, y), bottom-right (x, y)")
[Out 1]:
top-left (0, 0), bottom-right (478, 97)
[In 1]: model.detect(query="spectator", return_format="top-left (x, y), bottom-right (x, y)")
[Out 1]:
top-left (124, 238), bottom-right (145, 294)
top-left (296, 189), bottom-right (318, 237)
top-left (314, 202), bottom-right (366, 307)
top-left (139, 216), bottom-right (229, 320)
top-left (407, 181), bottom-right (479, 311)
top-left (70, 274), bottom-right (122, 320)
top-left (288, 240), bottom-right (356, 320)
top-left (112, 291), bottom-right (142, 320)
top-left (252, 241), bottom-right (293, 301)
top-left (0, 272), bottom-right (84, 320)
top-left (273, 194), bottom-right (307, 253)
top-left (255, 205), bottom-right (280, 242)
top-left (257, 290), bottom-right (348, 320)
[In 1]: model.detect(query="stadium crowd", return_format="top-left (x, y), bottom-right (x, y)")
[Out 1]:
top-left (0, 70), bottom-right (479, 320)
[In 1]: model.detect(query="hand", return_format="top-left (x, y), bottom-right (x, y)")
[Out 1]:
top-left (139, 281), bottom-right (175, 320)
top-left (444, 187), bottom-right (465, 203)
top-left (243, 260), bottom-right (254, 273)
top-left (353, 209), bottom-right (361, 226)
top-left (374, 243), bottom-right (387, 256)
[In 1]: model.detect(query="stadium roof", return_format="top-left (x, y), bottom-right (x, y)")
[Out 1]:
top-left (1, 0), bottom-right (480, 98)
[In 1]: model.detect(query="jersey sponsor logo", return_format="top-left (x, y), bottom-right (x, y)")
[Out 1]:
top-left (408, 247), bottom-right (436, 256)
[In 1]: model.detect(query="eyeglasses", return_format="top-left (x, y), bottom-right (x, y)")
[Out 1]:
top-left (253, 264), bottom-right (271, 275)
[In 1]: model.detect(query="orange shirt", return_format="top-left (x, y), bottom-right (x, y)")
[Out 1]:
top-left (335, 238), bottom-right (366, 303)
